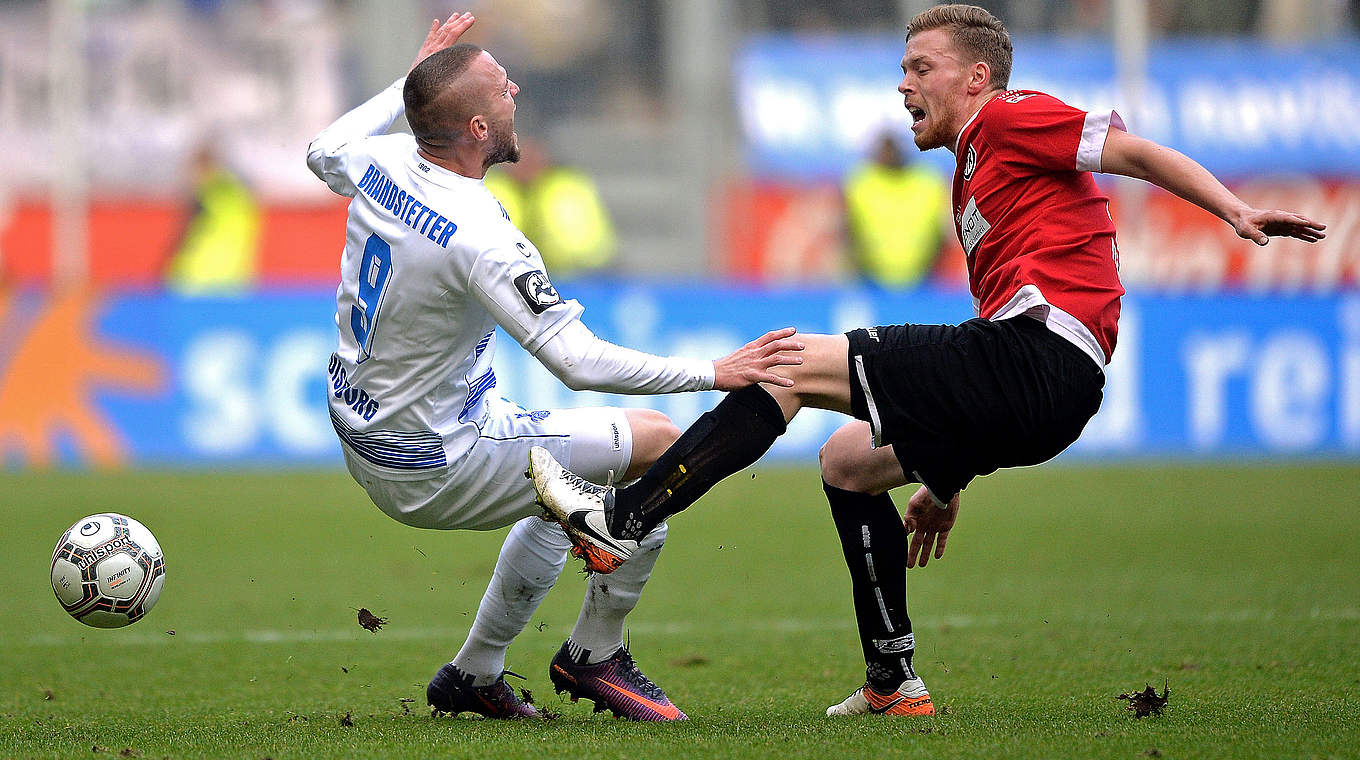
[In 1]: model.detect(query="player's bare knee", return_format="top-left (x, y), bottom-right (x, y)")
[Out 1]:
top-left (818, 437), bottom-right (862, 491)
top-left (640, 410), bottom-right (681, 450)
top-left (624, 408), bottom-right (680, 472)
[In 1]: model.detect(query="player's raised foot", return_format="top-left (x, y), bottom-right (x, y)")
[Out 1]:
top-left (826, 678), bottom-right (934, 717)
top-left (549, 642), bottom-right (687, 721)
top-left (528, 446), bottom-right (635, 574)
top-left (427, 663), bottom-right (540, 719)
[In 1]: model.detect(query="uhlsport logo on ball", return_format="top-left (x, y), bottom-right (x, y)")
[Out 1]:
top-left (50, 513), bottom-right (165, 628)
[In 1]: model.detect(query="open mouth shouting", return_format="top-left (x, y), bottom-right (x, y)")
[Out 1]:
top-left (907, 102), bottom-right (927, 131)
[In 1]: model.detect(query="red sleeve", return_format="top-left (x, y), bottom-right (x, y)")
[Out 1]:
top-left (983, 92), bottom-right (1124, 174)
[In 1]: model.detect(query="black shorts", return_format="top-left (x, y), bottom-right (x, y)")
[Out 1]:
top-left (846, 317), bottom-right (1105, 502)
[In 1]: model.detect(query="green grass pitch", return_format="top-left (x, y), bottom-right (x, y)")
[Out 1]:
top-left (2, 464), bottom-right (1358, 759)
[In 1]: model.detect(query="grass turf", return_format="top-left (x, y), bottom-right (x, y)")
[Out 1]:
top-left (1, 464), bottom-right (1358, 759)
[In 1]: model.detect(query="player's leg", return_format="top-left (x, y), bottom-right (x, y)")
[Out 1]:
top-left (531, 333), bottom-right (854, 565)
top-left (562, 408), bottom-right (674, 662)
top-left (551, 408), bottom-right (687, 719)
top-left (446, 515), bottom-right (570, 677)
top-left (429, 513), bottom-right (565, 718)
top-left (818, 422), bottom-right (933, 717)
top-left (432, 401), bottom-right (632, 716)
top-left (566, 409), bottom-right (678, 662)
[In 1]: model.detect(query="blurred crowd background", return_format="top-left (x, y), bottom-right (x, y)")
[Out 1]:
top-left (2, 0), bottom-right (1358, 469)
top-left (3, 0), bottom-right (1357, 287)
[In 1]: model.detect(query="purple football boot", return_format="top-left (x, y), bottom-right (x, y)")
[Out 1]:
top-left (427, 663), bottom-right (540, 719)
top-left (549, 642), bottom-right (687, 721)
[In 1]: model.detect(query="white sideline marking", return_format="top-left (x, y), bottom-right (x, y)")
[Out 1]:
top-left (19, 607), bottom-right (1360, 648)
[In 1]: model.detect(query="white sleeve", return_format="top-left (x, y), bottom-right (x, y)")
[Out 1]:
top-left (468, 247), bottom-right (714, 394)
top-left (306, 77), bottom-right (408, 196)
top-left (1078, 109), bottom-right (1126, 173)
top-left (533, 320), bottom-right (716, 394)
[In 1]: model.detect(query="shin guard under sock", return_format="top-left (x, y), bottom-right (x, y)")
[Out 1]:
top-left (610, 385), bottom-right (787, 540)
top-left (824, 480), bottom-right (916, 692)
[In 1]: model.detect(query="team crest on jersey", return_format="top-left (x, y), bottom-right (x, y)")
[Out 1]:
top-left (962, 145), bottom-right (977, 181)
top-left (513, 270), bottom-right (563, 314)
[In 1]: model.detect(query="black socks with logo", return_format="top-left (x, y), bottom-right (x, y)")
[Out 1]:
top-left (824, 480), bottom-right (916, 692)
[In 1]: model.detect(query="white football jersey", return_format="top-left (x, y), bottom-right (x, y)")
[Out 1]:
top-left (307, 80), bottom-right (600, 478)
top-left (309, 79), bottom-right (712, 478)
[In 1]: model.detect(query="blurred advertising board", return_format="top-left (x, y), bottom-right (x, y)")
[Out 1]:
top-left (2, 285), bottom-right (1357, 469)
top-left (718, 178), bottom-right (1360, 290)
top-left (0, 201), bottom-right (347, 288)
top-left (735, 35), bottom-right (1360, 182)
top-left (4, 179), bottom-right (1355, 292)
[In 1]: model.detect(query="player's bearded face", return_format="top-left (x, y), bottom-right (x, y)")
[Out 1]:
top-left (900, 30), bottom-right (970, 151)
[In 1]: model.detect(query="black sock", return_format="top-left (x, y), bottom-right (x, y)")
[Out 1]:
top-left (609, 385), bottom-right (787, 540)
top-left (824, 480), bottom-right (916, 693)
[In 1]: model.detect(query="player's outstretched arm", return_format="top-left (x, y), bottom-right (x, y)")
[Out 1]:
top-left (712, 327), bottom-right (805, 390)
top-left (1100, 128), bottom-right (1326, 246)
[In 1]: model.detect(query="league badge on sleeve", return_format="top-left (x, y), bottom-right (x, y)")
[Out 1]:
top-left (514, 270), bottom-right (564, 314)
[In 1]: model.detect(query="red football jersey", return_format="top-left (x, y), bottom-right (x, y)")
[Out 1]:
top-left (952, 90), bottom-right (1125, 365)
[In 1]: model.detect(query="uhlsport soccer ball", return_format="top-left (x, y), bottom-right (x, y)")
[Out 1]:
top-left (50, 513), bottom-right (165, 628)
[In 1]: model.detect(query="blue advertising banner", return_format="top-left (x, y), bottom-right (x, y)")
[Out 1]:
top-left (735, 35), bottom-right (1360, 181)
top-left (2, 285), bottom-right (1356, 469)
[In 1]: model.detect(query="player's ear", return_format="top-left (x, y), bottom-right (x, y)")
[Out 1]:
top-left (469, 114), bottom-right (488, 142)
top-left (966, 62), bottom-right (991, 95)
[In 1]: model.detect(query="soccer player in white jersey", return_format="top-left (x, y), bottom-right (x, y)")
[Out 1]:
top-left (306, 13), bottom-right (802, 721)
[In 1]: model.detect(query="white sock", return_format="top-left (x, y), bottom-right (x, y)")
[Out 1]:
top-left (452, 517), bottom-right (570, 685)
top-left (567, 523), bottom-right (667, 664)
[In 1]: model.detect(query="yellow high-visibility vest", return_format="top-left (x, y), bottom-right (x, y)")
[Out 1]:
top-left (484, 167), bottom-right (616, 275)
top-left (166, 169), bottom-right (262, 294)
top-left (844, 163), bottom-right (949, 286)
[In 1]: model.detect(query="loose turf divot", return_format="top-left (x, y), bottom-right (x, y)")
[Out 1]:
top-left (356, 608), bottom-right (388, 632)
top-left (518, 688), bottom-right (560, 719)
top-left (1118, 684), bottom-right (1170, 717)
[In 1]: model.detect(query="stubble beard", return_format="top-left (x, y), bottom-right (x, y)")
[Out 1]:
top-left (914, 99), bottom-right (957, 152)
top-left (484, 118), bottom-right (521, 169)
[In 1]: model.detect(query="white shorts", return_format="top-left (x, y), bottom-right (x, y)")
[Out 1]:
top-left (341, 396), bottom-right (633, 531)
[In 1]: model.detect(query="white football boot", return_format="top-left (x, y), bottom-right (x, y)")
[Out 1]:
top-left (528, 446), bottom-right (636, 573)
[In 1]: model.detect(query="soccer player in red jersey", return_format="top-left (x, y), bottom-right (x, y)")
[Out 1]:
top-left (531, 4), bottom-right (1326, 716)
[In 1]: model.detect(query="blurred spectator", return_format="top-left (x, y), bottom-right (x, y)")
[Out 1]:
top-left (842, 129), bottom-right (949, 287)
top-left (164, 144), bottom-right (261, 295)
top-left (483, 139), bottom-right (618, 277)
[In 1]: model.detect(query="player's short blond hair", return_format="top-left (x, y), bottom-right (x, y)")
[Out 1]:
top-left (907, 4), bottom-right (1012, 91)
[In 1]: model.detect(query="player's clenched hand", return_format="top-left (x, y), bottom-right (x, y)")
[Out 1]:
top-left (412, 12), bottom-right (476, 71)
top-left (711, 327), bottom-right (804, 390)
top-left (903, 486), bottom-right (959, 568)
top-left (1231, 208), bottom-right (1326, 246)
